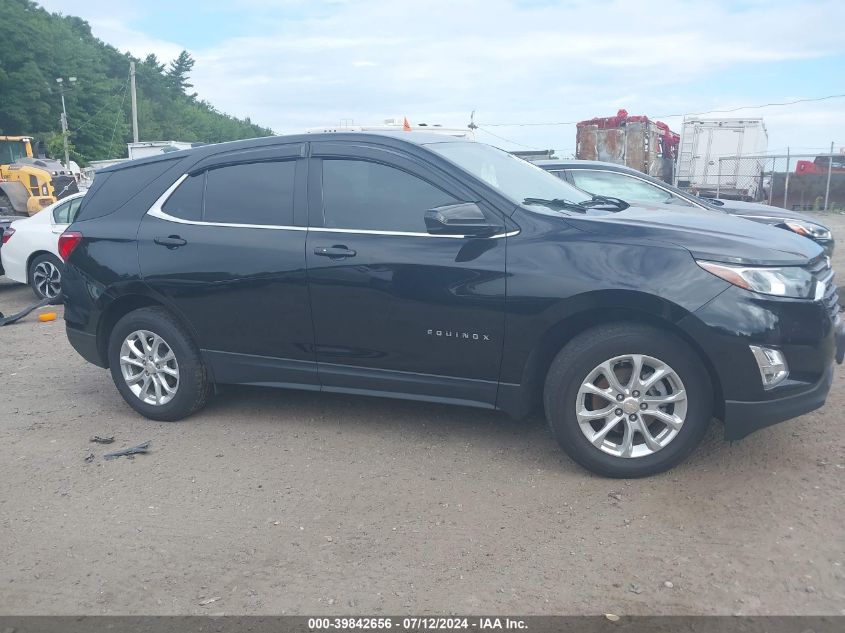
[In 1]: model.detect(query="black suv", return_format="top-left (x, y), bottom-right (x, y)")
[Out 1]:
top-left (62, 133), bottom-right (844, 477)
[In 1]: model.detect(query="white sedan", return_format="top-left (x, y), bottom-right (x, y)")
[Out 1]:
top-left (0, 193), bottom-right (84, 302)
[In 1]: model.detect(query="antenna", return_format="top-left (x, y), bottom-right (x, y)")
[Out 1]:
top-left (468, 110), bottom-right (478, 131)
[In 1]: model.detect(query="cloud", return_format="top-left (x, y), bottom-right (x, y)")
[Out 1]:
top-left (34, 0), bottom-right (845, 152)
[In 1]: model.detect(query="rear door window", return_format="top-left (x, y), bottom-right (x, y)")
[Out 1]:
top-left (204, 161), bottom-right (295, 226)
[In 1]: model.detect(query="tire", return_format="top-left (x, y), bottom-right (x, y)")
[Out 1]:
top-left (107, 306), bottom-right (210, 421)
top-left (29, 253), bottom-right (64, 303)
top-left (543, 323), bottom-right (712, 478)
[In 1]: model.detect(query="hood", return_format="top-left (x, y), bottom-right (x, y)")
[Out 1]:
top-left (562, 204), bottom-right (823, 266)
top-left (712, 200), bottom-right (829, 227)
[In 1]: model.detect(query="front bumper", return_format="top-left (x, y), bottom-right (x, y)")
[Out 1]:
top-left (723, 361), bottom-right (835, 440)
top-left (680, 285), bottom-right (843, 441)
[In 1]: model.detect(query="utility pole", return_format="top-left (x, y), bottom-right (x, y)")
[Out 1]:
top-left (55, 76), bottom-right (76, 169)
top-left (824, 141), bottom-right (834, 211)
top-left (130, 62), bottom-right (139, 143)
top-left (783, 147), bottom-right (790, 209)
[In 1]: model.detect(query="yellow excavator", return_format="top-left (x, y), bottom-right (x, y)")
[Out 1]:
top-left (0, 136), bottom-right (79, 216)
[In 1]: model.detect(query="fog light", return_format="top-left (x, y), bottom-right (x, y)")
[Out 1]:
top-left (749, 345), bottom-right (789, 389)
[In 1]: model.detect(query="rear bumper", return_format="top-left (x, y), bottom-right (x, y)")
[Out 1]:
top-left (723, 362), bottom-right (834, 440)
top-left (66, 325), bottom-right (106, 368)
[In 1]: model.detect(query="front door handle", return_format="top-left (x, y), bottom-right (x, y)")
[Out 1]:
top-left (154, 235), bottom-right (187, 249)
top-left (314, 245), bottom-right (357, 259)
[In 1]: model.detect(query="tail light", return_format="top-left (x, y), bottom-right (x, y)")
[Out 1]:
top-left (1, 227), bottom-right (14, 244)
top-left (58, 231), bottom-right (83, 261)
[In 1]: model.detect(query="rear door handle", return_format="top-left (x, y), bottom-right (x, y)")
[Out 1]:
top-left (154, 235), bottom-right (187, 248)
top-left (314, 245), bottom-right (356, 259)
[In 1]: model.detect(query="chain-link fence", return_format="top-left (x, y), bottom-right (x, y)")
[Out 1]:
top-left (713, 154), bottom-right (845, 211)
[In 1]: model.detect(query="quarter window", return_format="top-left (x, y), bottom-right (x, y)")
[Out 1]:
top-left (162, 173), bottom-right (204, 221)
top-left (321, 159), bottom-right (457, 232)
top-left (205, 161), bottom-right (295, 226)
top-left (53, 197), bottom-right (83, 224)
top-left (52, 200), bottom-right (70, 224)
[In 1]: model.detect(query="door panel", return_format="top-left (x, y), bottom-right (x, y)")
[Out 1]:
top-left (305, 148), bottom-right (508, 405)
top-left (138, 152), bottom-right (317, 388)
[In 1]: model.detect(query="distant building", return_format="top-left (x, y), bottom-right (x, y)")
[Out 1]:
top-left (307, 118), bottom-right (474, 139)
top-left (87, 141), bottom-right (201, 174)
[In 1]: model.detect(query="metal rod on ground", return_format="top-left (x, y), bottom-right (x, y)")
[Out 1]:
top-left (824, 141), bottom-right (834, 211)
top-left (130, 62), bottom-right (139, 144)
top-left (783, 148), bottom-right (790, 209)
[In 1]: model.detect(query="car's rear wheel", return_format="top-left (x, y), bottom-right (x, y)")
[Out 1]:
top-left (544, 323), bottom-right (712, 478)
top-left (108, 307), bottom-right (210, 421)
top-left (28, 253), bottom-right (63, 303)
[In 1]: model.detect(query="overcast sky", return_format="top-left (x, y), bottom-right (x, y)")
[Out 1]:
top-left (38, 0), bottom-right (845, 156)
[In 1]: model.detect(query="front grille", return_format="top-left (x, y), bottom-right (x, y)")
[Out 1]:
top-left (806, 255), bottom-right (840, 324)
top-left (51, 175), bottom-right (79, 200)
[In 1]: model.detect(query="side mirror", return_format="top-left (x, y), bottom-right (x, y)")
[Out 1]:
top-left (424, 202), bottom-right (501, 237)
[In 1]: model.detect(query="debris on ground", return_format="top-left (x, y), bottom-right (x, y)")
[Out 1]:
top-left (90, 435), bottom-right (115, 444)
top-left (199, 596), bottom-right (221, 605)
top-left (104, 441), bottom-right (151, 460)
top-left (0, 297), bottom-right (51, 326)
top-left (38, 312), bottom-right (57, 322)
top-left (605, 614), bottom-right (620, 622)
top-left (84, 453), bottom-right (95, 463)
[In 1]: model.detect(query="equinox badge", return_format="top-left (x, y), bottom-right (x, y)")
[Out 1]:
top-left (427, 329), bottom-right (491, 341)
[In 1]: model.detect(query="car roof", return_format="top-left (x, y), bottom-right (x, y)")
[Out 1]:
top-left (97, 131), bottom-right (471, 174)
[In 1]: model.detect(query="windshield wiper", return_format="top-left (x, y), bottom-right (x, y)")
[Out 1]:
top-left (522, 197), bottom-right (589, 213)
top-left (581, 195), bottom-right (630, 211)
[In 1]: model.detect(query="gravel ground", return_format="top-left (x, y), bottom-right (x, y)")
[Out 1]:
top-left (0, 213), bottom-right (844, 616)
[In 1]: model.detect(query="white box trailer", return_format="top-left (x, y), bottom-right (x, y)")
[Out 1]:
top-left (676, 118), bottom-right (768, 199)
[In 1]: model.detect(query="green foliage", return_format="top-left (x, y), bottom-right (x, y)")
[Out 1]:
top-left (45, 131), bottom-right (72, 159)
top-left (0, 0), bottom-right (273, 165)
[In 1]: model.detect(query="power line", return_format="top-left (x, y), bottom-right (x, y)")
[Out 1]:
top-left (475, 126), bottom-right (541, 149)
top-left (107, 79), bottom-right (130, 158)
top-left (70, 75), bottom-right (131, 134)
top-left (481, 93), bottom-right (845, 128)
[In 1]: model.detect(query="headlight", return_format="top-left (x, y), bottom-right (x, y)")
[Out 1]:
top-left (783, 220), bottom-right (831, 241)
top-left (697, 260), bottom-right (817, 298)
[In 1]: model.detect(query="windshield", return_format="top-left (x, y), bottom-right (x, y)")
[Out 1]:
top-left (427, 141), bottom-right (593, 207)
top-left (0, 140), bottom-right (28, 164)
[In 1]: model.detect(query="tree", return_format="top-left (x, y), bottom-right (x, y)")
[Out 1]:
top-left (167, 50), bottom-right (196, 96)
top-left (45, 131), bottom-right (73, 161)
top-left (0, 2), bottom-right (272, 164)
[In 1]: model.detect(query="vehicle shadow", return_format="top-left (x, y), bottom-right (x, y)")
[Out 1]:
top-left (197, 383), bottom-right (734, 477)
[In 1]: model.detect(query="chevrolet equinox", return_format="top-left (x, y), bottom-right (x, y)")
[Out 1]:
top-left (61, 133), bottom-right (845, 477)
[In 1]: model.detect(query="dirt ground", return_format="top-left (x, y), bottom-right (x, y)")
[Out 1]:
top-left (0, 213), bottom-right (844, 616)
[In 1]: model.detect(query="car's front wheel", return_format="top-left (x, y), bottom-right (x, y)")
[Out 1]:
top-left (108, 307), bottom-right (211, 421)
top-left (544, 323), bottom-right (713, 478)
top-left (29, 253), bottom-right (64, 303)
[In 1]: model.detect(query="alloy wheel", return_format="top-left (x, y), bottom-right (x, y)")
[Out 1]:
top-left (119, 330), bottom-right (180, 406)
top-left (33, 260), bottom-right (61, 299)
top-left (576, 354), bottom-right (687, 458)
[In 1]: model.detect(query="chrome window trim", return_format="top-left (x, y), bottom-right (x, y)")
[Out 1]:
top-left (148, 174), bottom-right (519, 239)
top-left (148, 173), bottom-right (307, 231)
top-left (561, 168), bottom-right (709, 210)
top-left (310, 227), bottom-right (518, 239)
